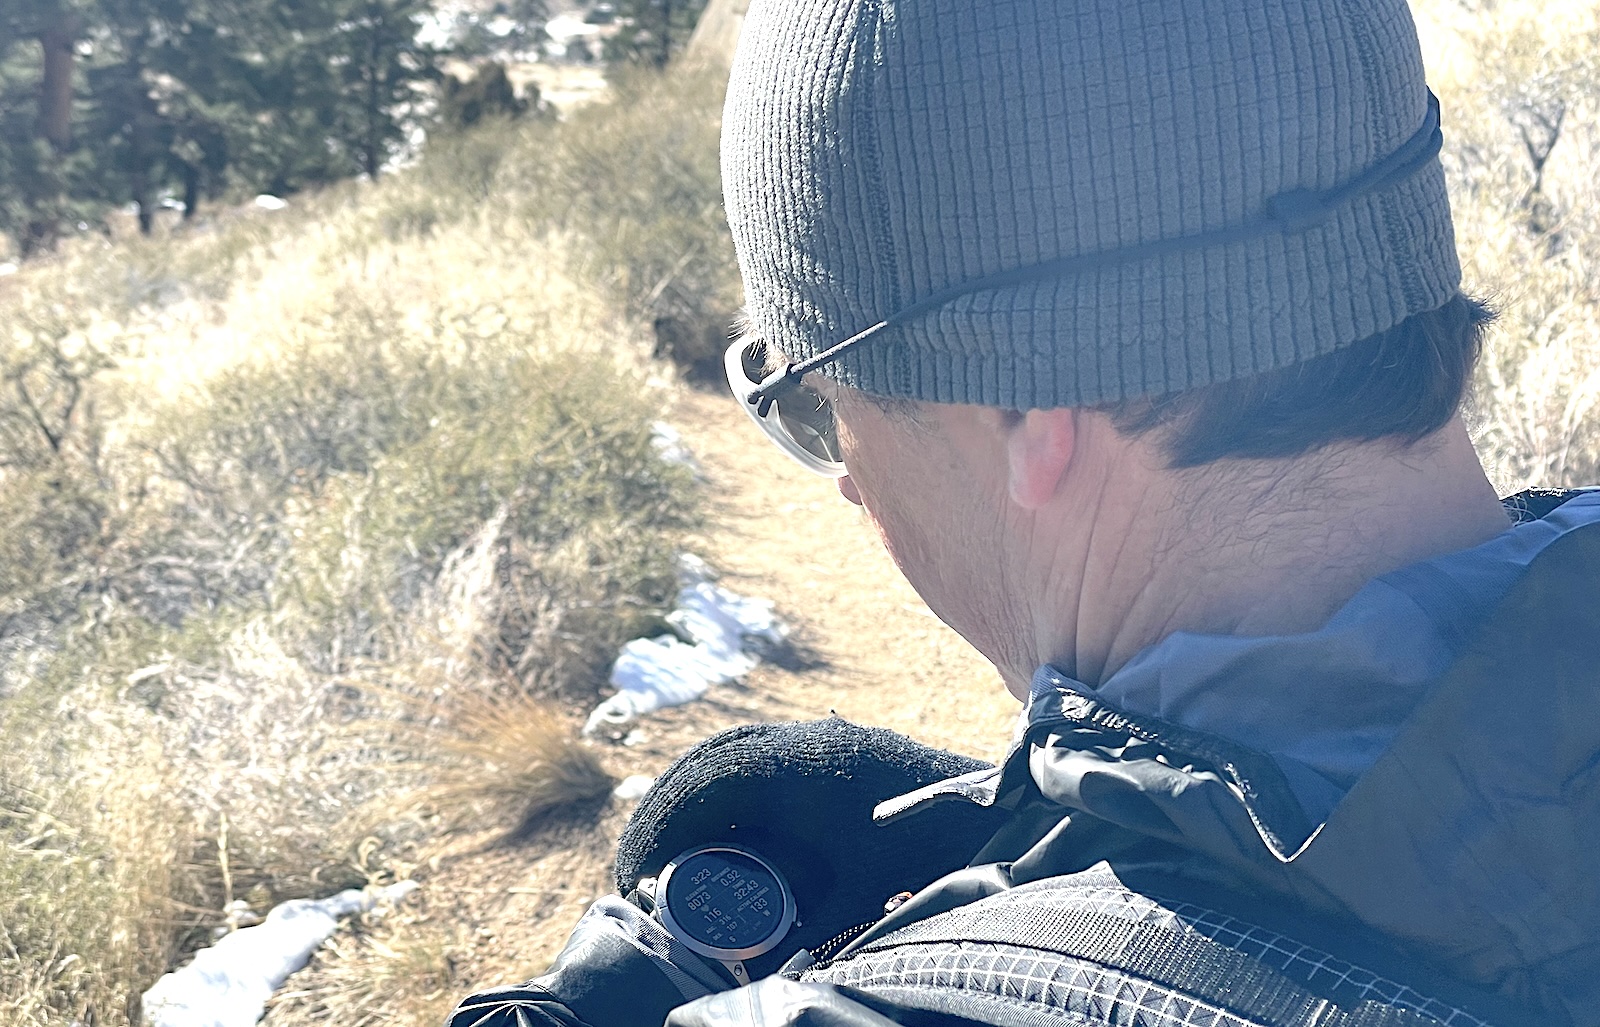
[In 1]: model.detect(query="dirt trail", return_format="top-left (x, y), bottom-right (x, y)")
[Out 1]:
top-left (272, 384), bottom-right (1021, 1022)
top-left (657, 386), bottom-right (1018, 760)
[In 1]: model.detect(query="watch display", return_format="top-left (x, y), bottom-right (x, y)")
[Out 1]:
top-left (656, 845), bottom-right (796, 963)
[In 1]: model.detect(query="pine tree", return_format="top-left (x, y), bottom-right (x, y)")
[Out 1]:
top-left (0, 0), bottom-right (445, 251)
top-left (326, 0), bottom-right (441, 179)
top-left (0, 0), bottom-right (101, 252)
top-left (450, 0), bottom-right (549, 62)
top-left (439, 61), bottom-right (531, 131)
top-left (604, 0), bottom-right (709, 69)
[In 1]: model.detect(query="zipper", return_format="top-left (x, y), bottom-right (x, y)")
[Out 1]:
top-left (796, 919), bottom-right (879, 974)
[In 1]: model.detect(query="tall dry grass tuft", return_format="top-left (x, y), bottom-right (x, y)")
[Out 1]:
top-left (426, 691), bottom-right (614, 835)
top-left (361, 682), bottom-right (615, 840)
top-left (1, 702), bottom-right (203, 1027)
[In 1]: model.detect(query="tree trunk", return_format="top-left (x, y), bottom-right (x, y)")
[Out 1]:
top-left (363, 6), bottom-right (384, 179)
top-left (130, 105), bottom-right (156, 235)
top-left (685, 0), bottom-right (746, 67)
top-left (21, 217), bottom-right (59, 256)
top-left (182, 162), bottom-right (201, 221)
top-left (35, 14), bottom-right (81, 151)
top-left (132, 162), bottom-right (154, 235)
top-left (657, 0), bottom-right (673, 68)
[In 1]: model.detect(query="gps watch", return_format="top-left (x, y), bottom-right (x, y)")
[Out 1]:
top-left (635, 843), bottom-right (797, 985)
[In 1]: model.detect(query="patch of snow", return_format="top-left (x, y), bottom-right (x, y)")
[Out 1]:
top-left (545, 13), bottom-right (603, 42)
top-left (584, 557), bottom-right (786, 734)
top-left (141, 881), bottom-right (418, 1027)
top-left (416, 8), bottom-right (459, 48)
top-left (254, 195), bottom-right (288, 211)
top-left (613, 774), bottom-right (655, 800)
top-left (539, 71), bottom-right (610, 109)
top-left (220, 899), bottom-right (263, 933)
top-left (650, 421), bottom-right (697, 470)
top-left (0, 262), bottom-right (17, 277)
top-left (544, 12), bottom-right (606, 59)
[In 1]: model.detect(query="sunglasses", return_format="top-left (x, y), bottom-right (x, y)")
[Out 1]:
top-left (723, 91), bottom-right (1443, 478)
top-left (725, 337), bottom-right (848, 477)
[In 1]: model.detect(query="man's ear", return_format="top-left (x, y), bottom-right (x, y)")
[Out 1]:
top-left (1004, 408), bottom-right (1077, 510)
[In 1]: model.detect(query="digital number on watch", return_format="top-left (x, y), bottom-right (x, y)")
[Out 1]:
top-left (655, 844), bottom-right (796, 972)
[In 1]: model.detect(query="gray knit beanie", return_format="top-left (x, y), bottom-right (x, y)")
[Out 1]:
top-left (720, 0), bottom-right (1461, 408)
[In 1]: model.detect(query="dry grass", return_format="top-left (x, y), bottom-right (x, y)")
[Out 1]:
top-left (253, 809), bottom-right (624, 1027)
top-left (372, 685), bottom-right (615, 839)
top-left (0, 68), bottom-right (722, 1027)
top-left (1414, 0), bottom-right (1600, 488)
top-left (262, 912), bottom-right (471, 1027)
top-left (0, 703), bottom-right (204, 1027)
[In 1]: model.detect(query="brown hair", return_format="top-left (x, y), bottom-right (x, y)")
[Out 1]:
top-left (1103, 293), bottom-right (1493, 467)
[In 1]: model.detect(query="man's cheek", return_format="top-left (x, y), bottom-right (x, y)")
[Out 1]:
top-left (866, 505), bottom-right (939, 594)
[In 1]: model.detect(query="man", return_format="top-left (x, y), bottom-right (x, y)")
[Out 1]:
top-left (449, 0), bottom-right (1598, 1024)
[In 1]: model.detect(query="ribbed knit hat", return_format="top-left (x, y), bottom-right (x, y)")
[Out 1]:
top-left (721, 0), bottom-right (1461, 408)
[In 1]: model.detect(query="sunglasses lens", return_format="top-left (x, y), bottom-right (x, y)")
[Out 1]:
top-left (775, 385), bottom-right (841, 463)
top-left (727, 338), bottom-right (846, 476)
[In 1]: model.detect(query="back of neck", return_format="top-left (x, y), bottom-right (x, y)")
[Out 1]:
top-left (1046, 417), bottom-right (1510, 687)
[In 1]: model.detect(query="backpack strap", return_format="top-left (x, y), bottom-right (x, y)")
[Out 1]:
top-left (810, 880), bottom-right (1507, 1027)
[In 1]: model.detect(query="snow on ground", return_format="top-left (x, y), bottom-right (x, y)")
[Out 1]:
top-left (141, 882), bottom-right (418, 1027)
top-left (585, 555), bottom-right (788, 735)
top-left (614, 774), bottom-right (656, 800)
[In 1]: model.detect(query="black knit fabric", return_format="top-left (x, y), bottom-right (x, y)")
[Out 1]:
top-left (614, 718), bottom-right (1004, 977)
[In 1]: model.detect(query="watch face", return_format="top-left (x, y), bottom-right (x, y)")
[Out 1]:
top-left (658, 846), bottom-right (795, 961)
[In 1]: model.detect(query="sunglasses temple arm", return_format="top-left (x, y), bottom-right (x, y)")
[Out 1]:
top-left (748, 319), bottom-right (897, 414)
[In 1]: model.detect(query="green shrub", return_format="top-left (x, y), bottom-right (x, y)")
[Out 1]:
top-left (536, 69), bottom-right (737, 324)
top-left (0, 279), bottom-right (119, 647)
top-left (260, 343), bottom-right (694, 685)
top-left (362, 67), bottom-right (740, 365)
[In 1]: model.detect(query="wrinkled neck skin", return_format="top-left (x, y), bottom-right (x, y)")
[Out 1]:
top-left (1007, 413), bottom-right (1510, 695)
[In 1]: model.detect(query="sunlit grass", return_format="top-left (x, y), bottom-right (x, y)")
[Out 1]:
top-left (0, 67), bottom-right (722, 1026)
top-left (1415, 0), bottom-right (1600, 488)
